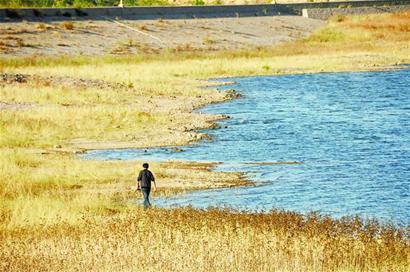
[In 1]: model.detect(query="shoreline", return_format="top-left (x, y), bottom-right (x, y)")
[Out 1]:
top-left (3, 62), bottom-right (410, 198)
top-left (1, 9), bottom-right (409, 217)
top-left (76, 65), bottom-right (410, 214)
top-left (57, 62), bottom-right (409, 153)
top-left (1, 11), bottom-right (409, 271)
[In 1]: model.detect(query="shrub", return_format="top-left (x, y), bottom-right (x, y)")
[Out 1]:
top-left (192, 0), bottom-right (205, 6)
top-left (60, 21), bottom-right (74, 30)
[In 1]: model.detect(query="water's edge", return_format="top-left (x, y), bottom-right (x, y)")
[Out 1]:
top-left (82, 69), bottom-right (410, 225)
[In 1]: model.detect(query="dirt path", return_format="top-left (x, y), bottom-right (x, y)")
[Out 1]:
top-left (0, 16), bottom-right (323, 56)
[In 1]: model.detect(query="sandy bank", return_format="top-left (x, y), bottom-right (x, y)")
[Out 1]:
top-left (0, 16), bottom-right (323, 56)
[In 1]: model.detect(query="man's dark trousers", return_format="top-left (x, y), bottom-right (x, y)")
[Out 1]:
top-left (141, 187), bottom-right (151, 209)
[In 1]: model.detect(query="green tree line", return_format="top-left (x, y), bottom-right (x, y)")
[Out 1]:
top-left (0, 0), bottom-right (172, 7)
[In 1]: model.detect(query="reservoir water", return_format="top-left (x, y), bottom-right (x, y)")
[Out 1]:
top-left (83, 70), bottom-right (410, 224)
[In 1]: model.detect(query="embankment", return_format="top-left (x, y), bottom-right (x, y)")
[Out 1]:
top-left (1, 0), bottom-right (409, 21)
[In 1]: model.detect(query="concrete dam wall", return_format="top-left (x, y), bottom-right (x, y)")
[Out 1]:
top-left (0, 0), bottom-right (409, 21)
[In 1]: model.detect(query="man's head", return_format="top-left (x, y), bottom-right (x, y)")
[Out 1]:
top-left (142, 163), bottom-right (149, 169)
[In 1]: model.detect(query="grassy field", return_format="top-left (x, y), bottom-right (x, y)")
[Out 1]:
top-left (1, 12), bottom-right (409, 271)
top-left (2, 208), bottom-right (408, 271)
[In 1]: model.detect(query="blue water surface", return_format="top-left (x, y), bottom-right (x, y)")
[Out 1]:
top-left (83, 70), bottom-right (410, 224)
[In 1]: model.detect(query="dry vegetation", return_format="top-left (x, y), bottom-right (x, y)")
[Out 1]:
top-left (60, 21), bottom-right (74, 30)
top-left (0, 149), bottom-right (245, 228)
top-left (1, 208), bottom-right (408, 272)
top-left (0, 12), bottom-right (409, 271)
top-left (1, 15), bottom-right (322, 56)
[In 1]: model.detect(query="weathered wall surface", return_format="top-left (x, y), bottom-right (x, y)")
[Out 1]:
top-left (302, 4), bottom-right (410, 19)
top-left (0, 0), bottom-right (409, 21)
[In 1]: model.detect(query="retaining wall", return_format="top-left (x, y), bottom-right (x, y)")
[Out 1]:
top-left (0, 0), bottom-right (409, 21)
top-left (0, 5), bottom-right (292, 21)
top-left (302, 4), bottom-right (410, 19)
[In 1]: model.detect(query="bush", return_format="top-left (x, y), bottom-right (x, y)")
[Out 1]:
top-left (192, 0), bottom-right (205, 6)
top-left (60, 21), bottom-right (74, 30)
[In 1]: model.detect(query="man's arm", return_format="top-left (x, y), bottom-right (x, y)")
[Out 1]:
top-left (137, 171), bottom-right (142, 190)
top-left (151, 172), bottom-right (157, 192)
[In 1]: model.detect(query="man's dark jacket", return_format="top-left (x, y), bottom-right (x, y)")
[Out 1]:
top-left (138, 169), bottom-right (155, 188)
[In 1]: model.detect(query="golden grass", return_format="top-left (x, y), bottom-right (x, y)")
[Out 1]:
top-left (1, 105), bottom-right (199, 148)
top-left (0, 70), bottom-right (228, 149)
top-left (60, 21), bottom-right (74, 30)
top-left (0, 148), bottom-right (244, 228)
top-left (0, 12), bottom-right (409, 271)
top-left (1, 208), bottom-right (408, 271)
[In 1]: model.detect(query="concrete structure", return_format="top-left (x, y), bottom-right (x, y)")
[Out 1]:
top-left (302, 4), bottom-right (410, 20)
top-left (0, 0), bottom-right (409, 21)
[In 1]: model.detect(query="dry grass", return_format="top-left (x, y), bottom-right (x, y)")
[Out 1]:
top-left (0, 207), bottom-right (408, 271)
top-left (0, 11), bottom-right (409, 271)
top-left (0, 148), bottom-right (244, 229)
top-left (137, 24), bottom-right (150, 31)
top-left (0, 70), bottom-right (228, 149)
top-left (60, 21), bottom-right (74, 30)
top-left (1, 12), bottom-right (409, 67)
top-left (202, 35), bottom-right (216, 45)
top-left (0, 40), bottom-right (9, 52)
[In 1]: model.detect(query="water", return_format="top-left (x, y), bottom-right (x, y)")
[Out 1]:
top-left (83, 70), bottom-right (410, 224)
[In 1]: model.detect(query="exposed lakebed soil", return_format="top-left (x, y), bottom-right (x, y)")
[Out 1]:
top-left (0, 72), bottom-right (133, 111)
top-left (0, 16), bottom-right (323, 56)
top-left (0, 72), bottom-right (130, 90)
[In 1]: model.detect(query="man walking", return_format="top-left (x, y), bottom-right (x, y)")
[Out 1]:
top-left (137, 163), bottom-right (156, 209)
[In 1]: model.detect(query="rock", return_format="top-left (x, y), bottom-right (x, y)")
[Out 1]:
top-left (14, 74), bottom-right (26, 83)
top-left (209, 123), bottom-right (221, 129)
top-left (225, 89), bottom-right (242, 99)
top-left (0, 73), bottom-right (27, 84)
top-left (198, 134), bottom-right (212, 141)
top-left (170, 147), bottom-right (184, 153)
top-left (1, 73), bottom-right (131, 90)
